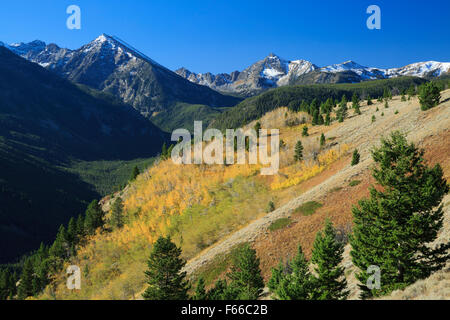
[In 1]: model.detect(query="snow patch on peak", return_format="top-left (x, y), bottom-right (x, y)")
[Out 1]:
top-left (385, 61), bottom-right (450, 77)
top-left (321, 60), bottom-right (367, 73)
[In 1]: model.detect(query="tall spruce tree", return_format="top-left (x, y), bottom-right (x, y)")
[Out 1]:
top-left (17, 259), bottom-right (34, 300)
top-left (76, 214), bottom-right (85, 240)
top-left (111, 197), bottom-right (125, 229)
top-left (418, 82), bottom-right (441, 111)
top-left (325, 112), bottom-right (331, 126)
top-left (193, 277), bottom-right (207, 300)
top-left (268, 246), bottom-right (313, 300)
top-left (351, 93), bottom-right (359, 108)
top-left (84, 200), bottom-right (104, 235)
top-left (351, 149), bottom-right (360, 166)
top-left (294, 140), bottom-right (304, 162)
top-left (66, 217), bottom-right (77, 247)
top-left (143, 236), bottom-right (189, 300)
top-left (131, 165), bottom-right (140, 180)
top-left (337, 96), bottom-right (348, 122)
top-left (207, 279), bottom-right (228, 300)
top-left (350, 131), bottom-right (449, 298)
top-left (254, 121), bottom-right (261, 138)
top-left (0, 269), bottom-right (13, 300)
top-left (320, 133), bottom-right (326, 147)
top-left (49, 225), bottom-right (67, 259)
top-left (302, 126), bottom-right (309, 137)
top-left (227, 243), bottom-right (264, 300)
top-left (311, 220), bottom-right (348, 300)
top-left (312, 109), bottom-right (319, 125)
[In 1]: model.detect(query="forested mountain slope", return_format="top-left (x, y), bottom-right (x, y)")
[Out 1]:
top-left (40, 84), bottom-right (450, 300)
top-left (0, 47), bottom-right (166, 262)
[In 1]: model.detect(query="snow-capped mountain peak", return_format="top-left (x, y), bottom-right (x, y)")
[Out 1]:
top-left (3, 35), bottom-right (449, 97)
top-left (385, 61), bottom-right (450, 78)
top-left (320, 60), bottom-right (367, 73)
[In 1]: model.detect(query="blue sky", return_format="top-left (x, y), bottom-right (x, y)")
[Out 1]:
top-left (1, 0), bottom-right (449, 73)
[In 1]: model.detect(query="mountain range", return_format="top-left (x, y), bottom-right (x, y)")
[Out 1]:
top-left (176, 54), bottom-right (450, 96)
top-left (0, 46), bottom-right (167, 262)
top-left (4, 35), bottom-right (449, 129)
top-left (1, 34), bottom-right (241, 132)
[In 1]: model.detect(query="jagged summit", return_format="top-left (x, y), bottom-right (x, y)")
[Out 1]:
top-left (4, 34), bottom-right (449, 103)
top-left (177, 55), bottom-right (449, 94)
top-left (2, 34), bottom-right (241, 132)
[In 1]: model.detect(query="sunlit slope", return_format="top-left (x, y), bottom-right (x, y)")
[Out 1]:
top-left (42, 89), bottom-right (450, 300)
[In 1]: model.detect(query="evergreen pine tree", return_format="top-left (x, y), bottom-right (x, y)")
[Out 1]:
top-left (17, 259), bottom-right (34, 300)
top-left (254, 122), bottom-right (261, 138)
top-left (311, 220), bottom-right (348, 300)
top-left (337, 96), bottom-right (348, 122)
top-left (161, 143), bottom-right (167, 160)
top-left (76, 214), bottom-right (85, 240)
top-left (267, 261), bottom-right (284, 294)
top-left (294, 140), bottom-right (304, 162)
top-left (383, 88), bottom-right (390, 100)
top-left (49, 225), bottom-right (67, 259)
top-left (227, 243), bottom-right (264, 300)
top-left (34, 259), bottom-right (49, 295)
top-left (131, 165), bottom-right (140, 181)
top-left (320, 133), bottom-right (326, 147)
top-left (167, 144), bottom-right (175, 159)
top-left (84, 200), bottom-right (104, 235)
top-left (193, 277), bottom-right (207, 300)
top-left (312, 109), bottom-right (319, 125)
top-left (300, 100), bottom-right (309, 112)
top-left (269, 246), bottom-right (313, 300)
top-left (0, 269), bottom-right (12, 300)
top-left (350, 132), bottom-right (449, 298)
top-left (143, 236), bottom-right (189, 300)
top-left (318, 114), bottom-right (324, 125)
top-left (111, 197), bottom-right (124, 229)
top-left (418, 82), bottom-right (441, 111)
top-left (207, 279), bottom-right (228, 300)
top-left (351, 149), bottom-right (360, 166)
top-left (325, 113), bottom-right (331, 126)
top-left (372, 115), bottom-right (376, 123)
top-left (66, 217), bottom-right (77, 246)
top-left (351, 93), bottom-right (359, 109)
top-left (309, 98), bottom-right (319, 115)
top-left (367, 95), bottom-right (373, 105)
top-left (302, 126), bottom-right (309, 137)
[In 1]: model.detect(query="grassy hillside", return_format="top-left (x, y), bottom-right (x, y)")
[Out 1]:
top-left (39, 87), bottom-right (450, 300)
top-left (210, 77), bottom-right (427, 130)
top-left (0, 47), bottom-right (166, 263)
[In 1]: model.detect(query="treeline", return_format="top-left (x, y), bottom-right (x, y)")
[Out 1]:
top-left (211, 76), bottom-right (435, 130)
top-left (0, 166), bottom-right (137, 300)
top-left (0, 200), bottom-right (106, 299)
top-left (142, 131), bottom-right (449, 300)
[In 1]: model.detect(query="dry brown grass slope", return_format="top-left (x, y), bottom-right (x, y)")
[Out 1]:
top-left (179, 90), bottom-right (450, 300)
